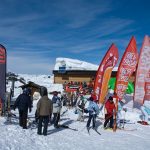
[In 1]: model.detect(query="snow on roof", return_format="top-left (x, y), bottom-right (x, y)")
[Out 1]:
top-left (54, 57), bottom-right (118, 71)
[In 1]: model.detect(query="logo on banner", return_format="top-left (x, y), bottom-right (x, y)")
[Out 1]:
top-left (0, 47), bottom-right (6, 64)
top-left (123, 52), bottom-right (137, 67)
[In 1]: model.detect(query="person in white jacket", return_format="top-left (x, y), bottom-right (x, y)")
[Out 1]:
top-left (52, 91), bottom-right (62, 128)
top-left (76, 95), bottom-right (87, 121)
top-left (117, 99), bottom-right (127, 128)
top-left (141, 100), bottom-right (150, 124)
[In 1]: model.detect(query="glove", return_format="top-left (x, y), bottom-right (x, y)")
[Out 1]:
top-left (84, 109), bottom-right (89, 113)
top-left (123, 108), bottom-right (127, 112)
top-left (13, 106), bottom-right (16, 111)
top-left (29, 108), bottom-right (32, 113)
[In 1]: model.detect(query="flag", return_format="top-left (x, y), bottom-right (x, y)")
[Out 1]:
top-left (94, 44), bottom-right (119, 104)
top-left (144, 70), bottom-right (150, 102)
top-left (0, 44), bottom-right (6, 104)
top-left (115, 36), bottom-right (138, 100)
top-left (134, 35), bottom-right (150, 108)
top-left (113, 36), bottom-right (138, 132)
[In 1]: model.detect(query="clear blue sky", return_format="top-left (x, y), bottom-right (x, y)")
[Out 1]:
top-left (0, 0), bottom-right (149, 74)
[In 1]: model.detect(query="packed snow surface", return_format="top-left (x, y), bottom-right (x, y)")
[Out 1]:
top-left (0, 74), bottom-right (149, 150)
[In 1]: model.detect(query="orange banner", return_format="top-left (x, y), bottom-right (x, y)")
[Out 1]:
top-left (94, 44), bottom-right (118, 104)
top-left (115, 37), bottom-right (138, 100)
top-left (134, 35), bottom-right (150, 108)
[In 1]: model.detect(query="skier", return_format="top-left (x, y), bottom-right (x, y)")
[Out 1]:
top-left (86, 96), bottom-right (99, 130)
top-left (61, 92), bottom-right (68, 106)
top-left (52, 91), bottom-right (62, 128)
top-left (141, 100), bottom-right (150, 125)
top-left (104, 96), bottom-right (116, 129)
top-left (36, 87), bottom-right (53, 136)
top-left (14, 88), bottom-right (32, 129)
top-left (76, 93), bottom-right (87, 121)
top-left (117, 99), bottom-right (127, 128)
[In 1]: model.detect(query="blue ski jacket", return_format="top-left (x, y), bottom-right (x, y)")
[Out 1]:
top-left (87, 101), bottom-right (99, 115)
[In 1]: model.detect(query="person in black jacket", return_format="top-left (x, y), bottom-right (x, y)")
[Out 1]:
top-left (14, 88), bottom-right (32, 129)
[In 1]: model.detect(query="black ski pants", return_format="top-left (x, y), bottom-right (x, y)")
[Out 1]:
top-left (37, 116), bottom-right (49, 136)
top-left (53, 113), bottom-right (60, 127)
top-left (19, 110), bottom-right (28, 129)
top-left (87, 114), bottom-right (97, 128)
top-left (104, 114), bottom-right (114, 128)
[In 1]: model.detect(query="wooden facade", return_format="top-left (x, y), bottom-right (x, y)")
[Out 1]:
top-left (53, 70), bottom-right (135, 84)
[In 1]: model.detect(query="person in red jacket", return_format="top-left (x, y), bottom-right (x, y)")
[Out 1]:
top-left (104, 96), bottom-right (116, 129)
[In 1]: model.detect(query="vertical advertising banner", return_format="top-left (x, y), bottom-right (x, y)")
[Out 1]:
top-left (94, 44), bottom-right (119, 104)
top-left (144, 70), bottom-right (150, 101)
top-left (0, 44), bottom-right (6, 104)
top-left (134, 35), bottom-right (150, 108)
top-left (115, 37), bottom-right (138, 100)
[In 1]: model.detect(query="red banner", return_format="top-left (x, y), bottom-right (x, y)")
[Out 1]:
top-left (144, 70), bottom-right (150, 101)
top-left (94, 44), bottom-right (119, 104)
top-left (115, 37), bottom-right (138, 100)
top-left (0, 45), bottom-right (6, 64)
top-left (134, 35), bottom-right (150, 108)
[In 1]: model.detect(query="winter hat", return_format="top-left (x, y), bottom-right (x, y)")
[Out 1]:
top-left (53, 91), bottom-right (58, 96)
top-left (91, 93), bottom-right (97, 101)
top-left (23, 88), bottom-right (28, 94)
top-left (26, 88), bottom-right (31, 95)
top-left (109, 96), bottom-right (113, 101)
top-left (40, 86), bottom-right (47, 96)
top-left (89, 96), bottom-right (94, 101)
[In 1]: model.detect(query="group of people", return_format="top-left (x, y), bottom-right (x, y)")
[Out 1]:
top-left (14, 87), bottom-right (150, 136)
top-left (14, 87), bottom-right (62, 136)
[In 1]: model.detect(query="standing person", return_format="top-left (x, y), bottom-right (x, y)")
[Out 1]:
top-left (141, 100), bottom-right (150, 125)
top-left (61, 92), bottom-right (67, 107)
top-left (117, 99), bottom-right (127, 128)
top-left (76, 94), bottom-right (87, 121)
top-left (14, 88), bottom-right (32, 129)
top-left (37, 87), bottom-right (53, 136)
top-left (86, 96), bottom-right (99, 130)
top-left (104, 96), bottom-right (116, 129)
top-left (52, 91), bottom-right (62, 128)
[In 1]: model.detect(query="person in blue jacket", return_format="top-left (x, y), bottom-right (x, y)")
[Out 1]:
top-left (86, 96), bottom-right (99, 130)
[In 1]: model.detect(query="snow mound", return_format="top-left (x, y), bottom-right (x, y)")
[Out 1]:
top-left (54, 57), bottom-right (98, 70)
top-left (54, 57), bottom-right (118, 71)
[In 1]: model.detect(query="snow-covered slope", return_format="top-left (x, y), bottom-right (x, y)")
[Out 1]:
top-left (1, 74), bottom-right (150, 150)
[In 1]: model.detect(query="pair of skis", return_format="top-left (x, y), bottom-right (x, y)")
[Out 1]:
top-left (57, 124), bottom-right (78, 131)
top-left (87, 127), bottom-right (101, 135)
